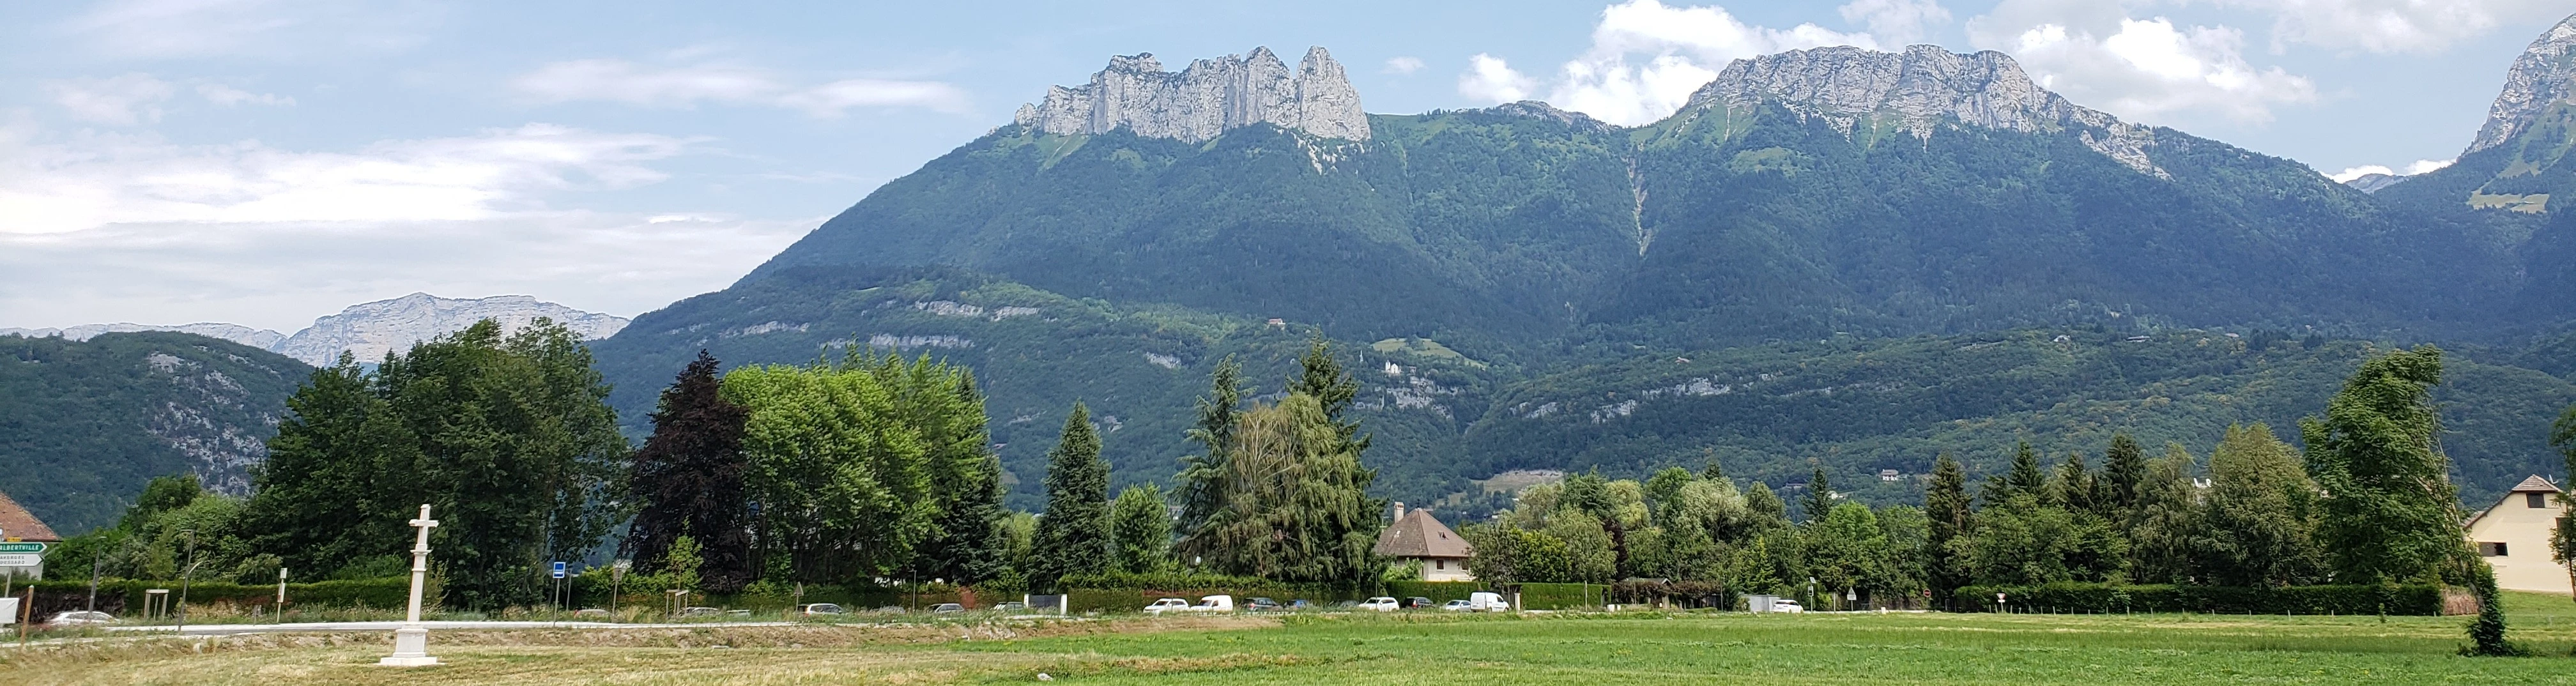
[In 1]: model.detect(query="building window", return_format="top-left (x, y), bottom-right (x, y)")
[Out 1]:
top-left (2480, 542), bottom-right (2510, 557)
top-left (1435, 560), bottom-right (1446, 570)
top-left (2530, 492), bottom-right (2549, 508)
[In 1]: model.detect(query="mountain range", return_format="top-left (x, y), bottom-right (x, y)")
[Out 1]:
top-left (3, 293), bottom-right (631, 367)
top-left (16, 18), bottom-right (2576, 531)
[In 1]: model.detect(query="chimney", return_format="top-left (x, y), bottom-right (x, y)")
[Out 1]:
top-left (1391, 501), bottom-right (1405, 520)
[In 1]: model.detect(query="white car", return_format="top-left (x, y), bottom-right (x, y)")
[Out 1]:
top-left (1441, 599), bottom-right (1476, 611)
top-left (1144, 598), bottom-right (1192, 614)
top-left (47, 611), bottom-right (115, 626)
top-left (1770, 599), bottom-right (1805, 613)
top-left (1358, 597), bottom-right (1399, 612)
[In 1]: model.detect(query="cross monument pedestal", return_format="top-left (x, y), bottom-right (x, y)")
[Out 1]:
top-left (379, 504), bottom-right (441, 667)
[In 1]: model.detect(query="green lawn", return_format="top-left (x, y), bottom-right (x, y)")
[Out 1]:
top-left (14, 595), bottom-right (2576, 685)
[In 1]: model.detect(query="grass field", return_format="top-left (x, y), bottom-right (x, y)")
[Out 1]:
top-left (15, 593), bottom-right (2576, 685)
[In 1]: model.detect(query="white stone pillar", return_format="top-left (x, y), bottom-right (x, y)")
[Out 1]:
top-left (380, 504), bottom-right (441, 667)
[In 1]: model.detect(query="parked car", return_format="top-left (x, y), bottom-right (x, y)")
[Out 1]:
top-left (1468, 592), bottom-right (1510, 612)
top-left (1188, 595), bottom-right (1236, 613)
top-left (1144, 598), bottom-right (1192, 614)
top-left (993, 601), bottom-right (1027, 611)
top-left (1404, 597), bottom-right (1435, 609)
top-left (1441, 599), bottom-right (1476, 612)
top-left (677, 606), bottom-right (723, 618)
top-left (1245, 597), bottom-right (1282, 612)
top-left (572, 608), bottom-right (612, 620)
top-left (1287, 600), bottom-right (1314, 610)
top-left (931, 603), bottom-right (965, 613)
top-left (46, 611), bottom-right (114, 626)
top-left (1358, 597), bottom-right (1399, 611)
top-left (1770, 599), bottom-right (1804, 613)
top-left (799, 603), bottom-right (847, 616)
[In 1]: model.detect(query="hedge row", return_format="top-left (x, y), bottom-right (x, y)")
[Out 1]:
top-left (25, 577), bottom-right (414, 616)
top-left (1952, 583), bottom-right (2450, 616)
top-left (1516, 583), bottom-right (1610, 611)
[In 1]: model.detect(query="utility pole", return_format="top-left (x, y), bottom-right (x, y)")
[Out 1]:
top-left (176, 529), bottom-right (197, 635)
top-left (88, 554), bottom-right (103, 613)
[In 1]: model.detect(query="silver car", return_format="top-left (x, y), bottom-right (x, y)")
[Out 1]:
top-left (47, 611), bottom-right (115, 626)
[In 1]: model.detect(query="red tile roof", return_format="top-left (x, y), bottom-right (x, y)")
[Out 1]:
top-left (0, 490), bottom-right (61, 542)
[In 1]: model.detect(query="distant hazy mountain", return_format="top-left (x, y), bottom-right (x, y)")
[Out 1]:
top-left (7, 293), bottom-right (631, 367)
top-left (268, 293), bottom-right (630, 365)
top-left (2342, 172), bottom-right (2408, 193)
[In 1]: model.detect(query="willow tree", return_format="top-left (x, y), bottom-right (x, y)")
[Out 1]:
top-left (2301, 346), bottom-right (2467, 584)
top-left (1197, 393), bottom-right (1381, 584)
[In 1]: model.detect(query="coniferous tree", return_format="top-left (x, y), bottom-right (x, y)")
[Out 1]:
top-left (2049, 452), bottom-right (2095, 514)
top-left (2302, 346), bottom-right (2468, 584)
top-left (1031, 403), bottom-right (1111, 588)
top-left (1800, 466), bottom-right (1835, 524)
top-left (1173, 356), bottom-right (1246, 560)
top-left (1199, 393), bottom-right (1383, 584)
top-left (623, 351), bottom-right (753, 593)
top-left (1287, 335), bottom-right (1367, 455)
top-left (2098, 434), bottom-right (2149, 519)
top-left (1986, 441), bottom-right (2047, 506)
top-left (1923, 454), bottom-right (1972, 606)
top-left (1110, 484), bottom-right (1172, 574)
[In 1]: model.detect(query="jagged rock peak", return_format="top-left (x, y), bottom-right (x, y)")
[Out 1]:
top-left (2469, 14), bottom-right (2576, 154)
top-left (270, 293), bottom-right (629, 367)
top-left (1013, 45), bottom-right (1370, 143)
top-left (1687, 45), bottom-right (2165, 178)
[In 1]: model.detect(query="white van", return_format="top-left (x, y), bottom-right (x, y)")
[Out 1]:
top-left (1467, 591), bottom-right (1510, 612)
top-left (1188, 595), bottom-right (1235, 613)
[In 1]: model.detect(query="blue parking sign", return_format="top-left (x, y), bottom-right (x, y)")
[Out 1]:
top-left (552, 561), bottom-right (567, 579)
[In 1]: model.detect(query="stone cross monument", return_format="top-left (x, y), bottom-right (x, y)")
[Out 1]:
top-left (379, 504), bottom-right (441, 667)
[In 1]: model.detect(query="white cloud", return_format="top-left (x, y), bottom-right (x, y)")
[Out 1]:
top-left (0, 123), bottom-right (693, 234)
top-left (1460, 1), bottom-right (1879, 126)
top-left (1384, 56), bottom-right (1427, 75)
top-left (2224, 0), bottom-right (2559, 54)
top-left (196, 84), bottom-right (294, 107)
top-left (63, 0), bottom-right (439, 59)
top-left (1459, 54), bottom-right (1538, 103)
top-left (1971, 3), bottom-right (2317, 124)
top-left (512, 59), bottom-right (969, 116)
top-left (1838, 0), bottom-right (1952, 45)
top-left (45, 73), bottom-right (176, 125)
top-left (2328, 157), bottom-right (2454, 181)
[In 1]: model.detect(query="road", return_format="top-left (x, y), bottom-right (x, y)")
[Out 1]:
top-left (103, 620), bottom-right (799, 636)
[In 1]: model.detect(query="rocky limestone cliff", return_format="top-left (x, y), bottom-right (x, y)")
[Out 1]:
top-left (1013, 46), bottom-right (1369, 142)
top-left (1685, 45), bottom-right (2166, 178)
top-left (0, 322), bottom-right (287, 349)
top-left (2471, 15), bottom-right (2576, 154)
top-left (272, 293), bottom-right (630, 365)
top-left (2343, 172), bottom-right (2410, 194)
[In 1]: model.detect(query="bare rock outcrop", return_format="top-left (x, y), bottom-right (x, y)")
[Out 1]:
top-left (272, 293), bottom-right (629, 365)
top-left (1013, 46), bottom-right (1369, 142)
top-left (2469, 14), bottom-right (2576, 154)
top-left (1686, 45), bottom-right (2166, 177)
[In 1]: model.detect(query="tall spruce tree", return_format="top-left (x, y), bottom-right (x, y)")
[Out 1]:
top-left (1924, 454), bottom-right (1972, 606)
top-left (623, 351), bottom-right (754, 593)
top-left (1287, 335), bottom-right (1367, 455)
top-left (2302, 346), bottom-right (2468, 584)
top-left (1031, 402), bottom-right (1111, 588)
top-left (1800, 466), bottom-right (1836, 524)
top-left (1985, 441), bottom-right (2047, 507)
top-left (2049, 452), bottom-right (2096, 514)
top-left (2098, 434), bottom-right (2149, 519)
top-left (1173, 356), bottom-right (1246, 560)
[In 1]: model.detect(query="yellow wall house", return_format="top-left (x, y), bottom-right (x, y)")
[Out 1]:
top-left (2465, 475), bottom-right (2572, 594)
top-left (1374, 503), bottom-right (1474, 582)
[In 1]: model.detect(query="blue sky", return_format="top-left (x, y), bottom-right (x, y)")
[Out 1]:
top-left (1, 0), bottom-right (2568, 332)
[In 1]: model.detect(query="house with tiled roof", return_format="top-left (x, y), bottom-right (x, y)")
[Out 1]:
top-left (0, 489), bottom-right (61, 581)
top-left (1374, 503), bottom-right (1473, 582)
top-left (2465, 475), bottom-right (2570, 594)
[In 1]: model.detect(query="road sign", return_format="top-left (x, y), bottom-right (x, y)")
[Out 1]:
top-left (0, 542), bottom-right (44, 553)
top-left (551, 561), bottom-right (567, 579)
top-left (0, 554), bottom-right (39, 567)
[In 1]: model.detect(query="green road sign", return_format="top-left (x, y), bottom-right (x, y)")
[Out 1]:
top-left (0, 542), bottom-right (46, 553)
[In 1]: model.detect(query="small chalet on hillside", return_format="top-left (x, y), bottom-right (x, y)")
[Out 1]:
top-left (1374, 503), bottom-right (1473, 582)
top-left (2466, 475), bottom-right (2570, 594)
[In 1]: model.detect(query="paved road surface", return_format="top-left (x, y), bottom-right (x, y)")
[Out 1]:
top-left (105, 620), bottom-right (799, 636)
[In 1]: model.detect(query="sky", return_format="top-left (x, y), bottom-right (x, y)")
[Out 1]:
top-left (1, 0), bottom-right (2568, 333)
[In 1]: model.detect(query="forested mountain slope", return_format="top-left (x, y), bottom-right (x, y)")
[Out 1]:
top-left (0, 332), bottom-right (310, 533)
